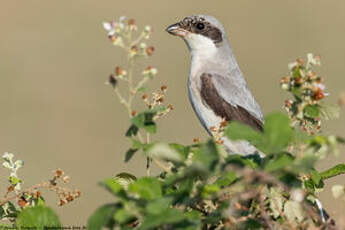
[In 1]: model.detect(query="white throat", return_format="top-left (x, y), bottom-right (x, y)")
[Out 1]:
top-left (185, 33), bottom-right (218, 60)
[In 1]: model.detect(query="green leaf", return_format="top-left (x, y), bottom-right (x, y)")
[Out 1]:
top-left (139, 208), bottom-right (185, 230)
top-left (304, 104), bottom-right (319, 118)
top-left (261, 113), bottom-right (293, 154)
top-left (100, 178), bottom-right (123, 196)
top-left (225, 122), bottom-right (262, 147)
top-left (264, 152), bottom-right (294, 172)
top-left (87, 203), bottom-right (120, 230)
top-left (310, 170), bottom-right (322, 186)
top-left (113, 208), bottom-right (136, 224)
top-left (131, 111), bottom-right (157, 134)
top-left (241, 219), bottom-right (262, 229)
top-left (201, 184), bottom-right (220, 198)
top-left (226, 113), bottom-right (293, 154)
top-left (320, 164), bottom-right (345, 180)
top-left (126, 125), bottom-right (139, 137)
top-left (226, 154), bottom-right (260, 169)
top-left (131, 138), bottom-right (144, 149)
top-left (16, 206), bottom-right (61, 230)
top-left (214, 172), bottom-right (237, 187)
top-left (125, 148), bottom-right (138, 162)
top-left (9, 176), bottom-right (21, 185)
top-left (169, 143), bottom-right (190, 160)
top-left (146, 143), bottom-right (182, 162)
top-left (128, 177), bottom-right (162, 200)
top-left (193, 140), bottom-right (219, 170)
top-left (146, 197), bottom-right (173, 215)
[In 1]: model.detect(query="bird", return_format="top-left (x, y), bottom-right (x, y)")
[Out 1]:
top-left (166, 15), bottom-right (264, 155)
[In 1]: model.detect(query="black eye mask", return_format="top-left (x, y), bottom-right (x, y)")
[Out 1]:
top-left (178, 16), bottom-right (223, 45)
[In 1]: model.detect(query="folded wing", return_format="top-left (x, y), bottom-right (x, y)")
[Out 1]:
top-left (200, 73), bottom-right (263, 131)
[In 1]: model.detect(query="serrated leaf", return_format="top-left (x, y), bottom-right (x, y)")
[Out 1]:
top-left (169, 143), bottom-right (190, 160)
top-left (131, 111), bottom-right (157, 134)
top-left (139, 208), bottom-right (185, 230)
top-left (100, 178), bottom-right (123, 196)
top-left (16, 206), bottom-right (61, 230)
top-left (214, 172), bottom-right (237, 187)
top-left (201, 184), bottom-right (220, 198)
top-left (193, 140), bottom-right (219, 171)
top-left (87, 204), bottom-right (120, 230)
top-left (226, 113), bottom-right (293, 154)
top-left (264, 152), bottom-right (294, 172)
top-left (304, 104), bottom-right (320, 118)
top-left (128, 177), bottom-right (162, 200)
top-left (310, 170), bottom-right (322, 186)
top-left (225, 122), bottom-right (262, 147)
top-left (146, 143), bottom-right (182, 162)
top-left (261, 113), bottom-right (293, 154)
top-left (320, 164), bottom-right (345, 180)
top-left (146, 197), bottom-right (173, 215)
top-left (226, 154), bottom-right (260, 169)
top-left (113, 208), bottom-right (135, 224)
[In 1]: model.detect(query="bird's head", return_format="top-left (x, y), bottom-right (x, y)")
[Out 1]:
top-left (166, 15), bottom-right (228, 56)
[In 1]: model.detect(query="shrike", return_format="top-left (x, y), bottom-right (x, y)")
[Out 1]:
top-left (166, 15), bottom-right (264, 155)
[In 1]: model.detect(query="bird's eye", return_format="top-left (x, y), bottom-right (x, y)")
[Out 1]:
top-left (196, 22), bottom-right (205, 30)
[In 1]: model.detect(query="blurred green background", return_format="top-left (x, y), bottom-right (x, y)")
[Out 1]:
top-left (0, 0), bottom-right (344, 225)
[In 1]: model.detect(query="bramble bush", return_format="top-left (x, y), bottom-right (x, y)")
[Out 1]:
top-left (87, 17), bottom-right (345, 230)
top-left (0, 153), bottom-right (80, 229)
top-left (1, 16), bottom-right (345, 230)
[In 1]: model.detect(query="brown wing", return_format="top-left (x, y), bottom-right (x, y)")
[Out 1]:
top-left (200, 73), bottom-right (263, 132)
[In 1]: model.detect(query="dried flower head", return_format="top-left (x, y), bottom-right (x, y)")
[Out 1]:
top-left (108, 74), bottom-right (118, 88)
top-left (146, 46), bottom-right (155, 56)
top-left (128, 19), bottom-right (137, 31)
top-left (193, 138), bottom-right (200, 143)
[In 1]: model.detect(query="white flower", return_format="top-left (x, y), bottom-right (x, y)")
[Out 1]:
top-left (2, 152), bottom-right (14, 162)
top-left (2, 162), bottom-right (12, 169)
top-left (307, 53), bottom-right (321, 66)
top-left (14, 160), bottom-right (24, 169)
top-left (103, 22), bottom-right (116, 36)
top-left (103, 22), bottom-right (112, 31)
top-left (139, 42), bottom-right (147, 49)
top-left (144, 25), bottom-right (152, 33)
